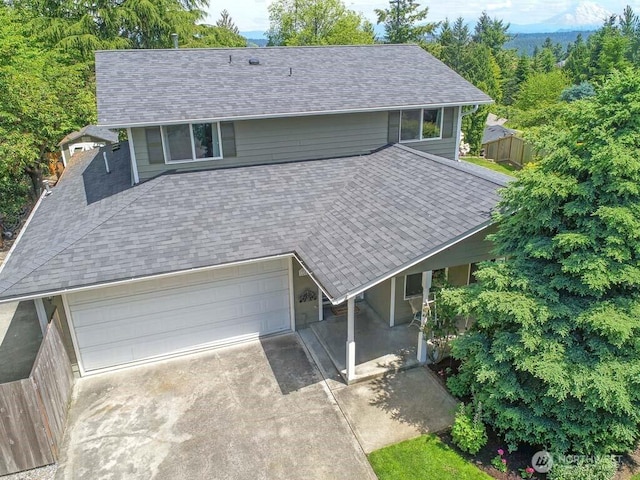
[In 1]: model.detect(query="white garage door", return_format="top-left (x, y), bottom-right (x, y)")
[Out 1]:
top-left (67, 258), bottom-right (291, 373)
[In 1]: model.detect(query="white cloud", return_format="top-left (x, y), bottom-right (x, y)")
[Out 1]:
top-left (205, 1), bottom-right (640, 35)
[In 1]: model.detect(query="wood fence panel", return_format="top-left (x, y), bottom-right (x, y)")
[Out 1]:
top-left (0, 322), bottom-right (73, 475)
top-left (510, 137), bottom-right (524, 166)
top-left (0, 380), bottom-right (54, 475)
top-left (31, 322), bottom-right (73, 457)
top-left (498, 137), bottom-right (511, 161)
top-left (483, 136), bottom-right (534, 167)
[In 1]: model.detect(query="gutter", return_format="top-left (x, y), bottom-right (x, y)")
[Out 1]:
top-left (0, 253), bottom-right (295, 305)
top-left (331, 219), bottom-right (495, 305)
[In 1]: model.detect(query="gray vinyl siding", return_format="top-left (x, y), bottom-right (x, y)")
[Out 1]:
top-left (365, 278), bottom-right (392, 323)
top-left (133, 112), bottom-right (389, 181)
top-left (397, 106), bottom-right (459, 160)
top-left (292, 258), bottom-right (321, 329)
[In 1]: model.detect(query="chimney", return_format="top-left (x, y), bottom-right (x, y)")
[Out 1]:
top-left (171, 33), bottom-right (178, 49)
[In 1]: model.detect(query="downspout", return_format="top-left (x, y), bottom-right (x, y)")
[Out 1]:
top-left (455, 104), bottom-right (479, 162)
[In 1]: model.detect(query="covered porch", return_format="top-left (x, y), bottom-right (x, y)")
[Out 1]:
top-left (310, 301), bottom-right (421, 383)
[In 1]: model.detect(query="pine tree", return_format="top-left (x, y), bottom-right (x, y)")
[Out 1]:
top-left (374, 0), bottom-right (436, 44)
top-left (448, 69), bottom-right (640, 455)
top-left (216, 9), bottom-right (240, 35)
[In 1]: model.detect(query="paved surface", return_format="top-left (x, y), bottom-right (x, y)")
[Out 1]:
top-left (0, 301), bottom-right (42, 383)
top-left (299, 327), bottom-right (458, 453)
top-left (331, 368), bottom-right (458, 453)
top-left (310, 303), bottom-right (418, 382)
top-left (55, 334), bottom-right (376, 480)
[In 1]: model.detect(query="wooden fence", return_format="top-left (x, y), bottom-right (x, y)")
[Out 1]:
top-left (483, 135), bottom-right (535, 168)
top-left (0, 321), bottom-right (74, 475)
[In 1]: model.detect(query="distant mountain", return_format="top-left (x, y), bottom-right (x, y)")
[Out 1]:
top-left (241, 30), bottom-right (266, 40)
top-left (546, 1), bottom-right (611, 27)
top-left (510, 1), bottom-right (611, 34)
top-left (506, 31), bottom-right (595, 56)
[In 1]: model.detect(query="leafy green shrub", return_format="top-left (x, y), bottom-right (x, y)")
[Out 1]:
top-left (451, 403), bottom-right (487, 455)
top-left (560, 81), bottom-right (595, 102)
top-left (547, 455), bottom-right (618, 480)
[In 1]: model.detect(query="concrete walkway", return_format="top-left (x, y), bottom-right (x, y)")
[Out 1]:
top-left (299, 327), bottom-right (458, 453)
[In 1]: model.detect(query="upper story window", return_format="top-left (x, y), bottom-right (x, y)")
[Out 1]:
top-left (161, 123), bottom-right (222, 163)
top-left (400, 108), bottom-right (442, 142)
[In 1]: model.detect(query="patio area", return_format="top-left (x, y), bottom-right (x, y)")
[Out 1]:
top-left (308, 301), bottom-right (420, 383)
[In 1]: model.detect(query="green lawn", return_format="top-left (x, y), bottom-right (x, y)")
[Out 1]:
top-left (461, 156), bottom-right (518, 175)
top-left (368, 435), bottom-right (493, 480)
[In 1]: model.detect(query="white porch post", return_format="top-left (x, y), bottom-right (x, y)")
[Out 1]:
top-left (33, 298), bottom-right (48, 334)
top-left (346, 297), bottom-right (356, 382)
top-left (417, 271), bottom-right (433, 363)
top-left (389, 277), bottom-right (396, 327)
top-left (318, 286), bottom-right (324, 321)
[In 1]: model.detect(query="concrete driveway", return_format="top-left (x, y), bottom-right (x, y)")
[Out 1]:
top-left (55, 334), bottom-right (376, 480)
top-left (56, 332), bottom-right (458, 479)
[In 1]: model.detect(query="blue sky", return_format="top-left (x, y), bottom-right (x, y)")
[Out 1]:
top-left (205, 0), bottom-right (640, 33)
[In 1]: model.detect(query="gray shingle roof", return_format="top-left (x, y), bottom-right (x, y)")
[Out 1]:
top-left (482, 124), bottom-right (516, 145)
top-left (0, 144), bottom-right (510, 303)
top-left (95, 45), bottom-right (493, 127)
top-left (57, 125), bottom-right (119, 146)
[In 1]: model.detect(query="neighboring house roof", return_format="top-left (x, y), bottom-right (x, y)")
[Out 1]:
top-left (485, 113), bottom-right (508, 127)
top-left (95, 44), bottom-right (493, 127)
top-left (0, 144), bottom-right (510, 303)
top-left (57, 125), bottom-right (119, 146)
top-left (482, 125), bottom-right (516, 145)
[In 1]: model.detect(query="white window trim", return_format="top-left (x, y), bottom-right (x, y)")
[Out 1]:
top-left (404, 272), bottom-right (424, 300)
top-left (399, 108), bottom-right (444, 143)
top-left (160, 122), bottom-right (223, 164)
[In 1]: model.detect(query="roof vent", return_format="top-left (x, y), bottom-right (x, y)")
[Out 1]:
top-left (248, 58), bottom-right (260, 65)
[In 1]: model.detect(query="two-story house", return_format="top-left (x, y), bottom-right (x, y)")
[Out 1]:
top-left (0, 44), bottom-right (510, 383)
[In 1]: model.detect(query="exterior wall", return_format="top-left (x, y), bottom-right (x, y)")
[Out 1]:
top-left (365, 278), bottom-right (392, 323)
top-left (393, 275), bottom-right (415, 324)
top-left (292, 259), bottom-right (321, 329)
top-left (133, 112), bottom-right (389, 181)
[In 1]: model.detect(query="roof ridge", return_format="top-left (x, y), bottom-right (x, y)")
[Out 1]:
top-left (392, 144), bottom-right (513, 187)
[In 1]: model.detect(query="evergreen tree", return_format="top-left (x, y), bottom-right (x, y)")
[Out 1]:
top-left (375, 0), bottom-right (436, 44)
top-left (532, 44), bottom-right (556, 73)
top-left (434, 17), bottom-right (470, 72)
top-left (503, 54), bottom-right (531, 105)
top-left (565, 34), bottom-right (590, 83)
top-left (473, 11), bottom-right (511, 57)
top-left (448, 69), bottom-right (640, 455)
top-left (216, 9), bottom-right (240, 35)
top-left (15, 0), bottom-right (208, 59)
